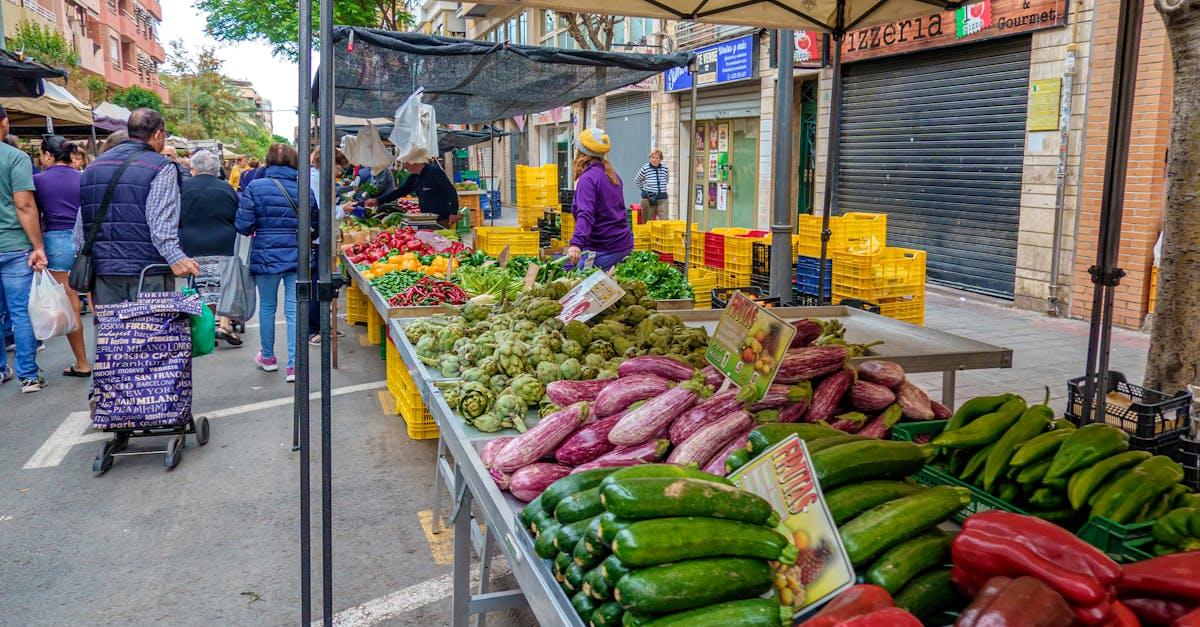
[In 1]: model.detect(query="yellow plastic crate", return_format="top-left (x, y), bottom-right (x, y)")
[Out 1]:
top-left (724, 233), bottom-right (769, 277)
top-left (687, 229), bottom-right (704, 263)
top-left (797, 212), bottom-right (887, 258)
top-left (366, 306), bottom-right (383, 345)
top-left (1149, 266), bottom-right (1159, 314)
top-left (475, 226), bottom-right (540, 257)
top-left (385, 338), bottom-right (439, 439)
top-left (517, 206), bottom-right (545, 229)
top-left (689, 267), bottom-right (716, 309)
top-left (651, 220), bottom-right (686, 256)
top-left (345, 284), bottom-right (368, 325)
top-left (632, 223), bottom-right (652, 251)
top-left (876, 294), bottom-right (926, 326)
top-left (562, 213), bottom-right (576, 243)
top-left (831, 247), bottom-right (926, 301)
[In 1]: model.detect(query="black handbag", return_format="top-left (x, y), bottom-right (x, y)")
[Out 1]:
top-left (69, 153), bottom-right (140, 292)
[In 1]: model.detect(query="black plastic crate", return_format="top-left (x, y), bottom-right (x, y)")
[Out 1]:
top-left (559, 189), bottom-right (575, 205)
top-left (1182, 438), bottom-right (1200, 490)
top-left (752, 242), bottom-right (771, 276)
top-left (711, 286), bottom-right (780, 310)
top-left (1065, 371), bottom-right (1192, 456)
top-left (750, 274), bottom-right (770, 293)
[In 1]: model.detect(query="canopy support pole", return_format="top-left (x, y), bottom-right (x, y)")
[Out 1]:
top-left (817, 29), bottom-right (844, 305)
top-left (683, 60), bottom-right (697, 276)
top-left (294, 0), bottom-right (313, 621)
top-left (769, 30), bottom-right (796, 303)
top-left (489, 131), bottom-right (495, 227)
top-left (318, 0), bottom-right (336, 619)
top-left (1081, 0), bottom-right (1143, 423)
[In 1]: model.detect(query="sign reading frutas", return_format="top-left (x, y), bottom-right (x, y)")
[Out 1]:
top-left (557, 271), bottom-right (625, 324)
top-left (705, 291), bottom-right (796, 402)
top-left (731, 435), bottom-right (855, 615)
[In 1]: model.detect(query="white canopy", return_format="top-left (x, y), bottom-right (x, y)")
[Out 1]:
top-left (0, 79), bottom-right (92, 128)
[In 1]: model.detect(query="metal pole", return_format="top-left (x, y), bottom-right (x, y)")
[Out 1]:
top-left (682, 61), bottom-right (697, 275)
top-left (1082, 0), bottom-right (1143, 423)
top-left (817, 29), bottom-right (843, 305)
top-left (295, 0), bottom-right (313, 621)
top-left (489, 132), bottom-right (495, 227)
top-left (769, 30), bottom-right (795, 303)
top-left (318, 0), bottom-right (336, 623)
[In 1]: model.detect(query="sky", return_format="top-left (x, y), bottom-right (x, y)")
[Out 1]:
top-left (158, 0), bottom-right (302, 139)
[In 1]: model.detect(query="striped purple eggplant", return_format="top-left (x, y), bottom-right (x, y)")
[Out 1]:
top-left (554, 414), bottom-right (621, 465)
top-left (592, 374), bottom-right (672, 418)
top-left (748, 384), bottom-right (792, 412)
top-left (896, 381), bottom-right (935, 420)
top-left (775, 346), bottom-right (848, 384)
top-left (777, 398), bottom-right (811, 423)
top-left (616, 355), bottom-right (696, 382)
top-left (480, 436), bottom-right (514, 467)
top-left (829, 411), bottom-right (868, 433)
top-left (702, 427), bottom-right (754, 476)
top-left (569, 439), bottom-right (670, 473)
top-left (608, 381), bottom-right (704, 446)
top-left (669, 389), bottom-right (741, 444)
top-left (856, 360), bottom-right (906, 389)
top-left (700, 365), bottom-right (724, 389)
top-left (668, 410), bottom-right (754, 466)
top-left (859, 404), bottom-right (904, 439)
top-left (490, 402), bottom-right (588, 472)
top-left (931, 399), bottom-right (952, 419)
top-left (545, 378), bottom-right (616, 406)
top-left (849, 380), bottom-right (896, 413)
top-left (508, 463), bottom-right (573, 501)
top-left (789, 318), bottom-right (825, 348)
top-left (805, 368), bottom-right (856, 423)
top-left (489, 466), bottom-right (511, 490)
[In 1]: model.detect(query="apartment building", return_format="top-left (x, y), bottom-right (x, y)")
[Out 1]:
top-left (413, 0), bottom-right (466, 37)
top-left (230, 78), bottom-right (271, 129)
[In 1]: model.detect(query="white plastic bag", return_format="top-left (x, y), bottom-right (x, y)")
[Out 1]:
top-left (389, 88), bottom-right (438, 163)
top-left (340, 121), bottom-right (394, 176)
top-left (28, 269), bottom-right (77, 340)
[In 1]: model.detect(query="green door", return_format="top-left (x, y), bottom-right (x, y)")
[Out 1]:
top-left (730, 125), bottom-right (758, 228)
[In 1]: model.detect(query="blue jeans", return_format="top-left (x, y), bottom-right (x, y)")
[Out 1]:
top-left (255, 272), bottom-right (297, 368)
top-left (0, 250), bottom-right (37, 379)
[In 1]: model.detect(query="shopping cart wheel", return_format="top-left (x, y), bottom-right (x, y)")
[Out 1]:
top-left (195, 416), bottom-right (210, 446)
top-left (93, 439), bottom-right (117, 474)
top-left (164, 435), bottom-right (183, 469)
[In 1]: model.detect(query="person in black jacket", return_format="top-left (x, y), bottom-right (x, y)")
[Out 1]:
top-left (366, 159), bottom-right (459, 228)
top-left (181, 149), bottom-right (243, 346)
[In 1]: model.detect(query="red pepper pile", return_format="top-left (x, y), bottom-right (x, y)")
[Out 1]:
top-left (387, 276), bottom-right (468, 307)
top-left (345, 227), bottom-right (469, 265)
top-left (1118, 552), bottom-right (1200, 625)
top-left (802, 584), bottom-right (921, 626)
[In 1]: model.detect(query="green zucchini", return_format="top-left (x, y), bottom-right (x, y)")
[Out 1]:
top-left (725, 449), bottom-right (752, 474)
top-left (622, 612), bottom-right (652, 626)
top-left (613, 557), bottom-right (773, 614)
top-left (542, 468), bottom-right (620, 516)
top-left (584, 564), bottom-right (614, 600)
top-left (864, 531), bottom-right (953, 594)
top-left (747, 422), bottom-right (842, 455)
top-left (599, 464), bottom-right (733, 493)
top-left (612, 517), bottom-right (797, 567)
top-left (536, 522), bottom-right (563, 559)
top-left (811, 440), bottom-right (930, 490)
top-left (805, 434), bottom-right (867, 454)
top-left (572, 591), bottom-right (597, 622)
top-left (584, 516), bottom-right (607, 554)
top-left (530, 509), bottom-right (556, 537)
top-left (589, 601), bottom-right (623, 626)
top-left (597, 512), bottom-right (636, 546)
top-left (519, 494), bottom-right (544, 529)
top-left (554, 551), bottom-right (573, 583)
top-left (564, 562), bottom-right (586, 594)
top-left (641, 598), bottom-right (793, 626)
top-left (557, 488), bottom-right (605, 524)
top-left (555, 517), bottom-right (598, 553)
top-left (894, 568), bottom-right (957, 621)
top-left (840, 486), bottom-right (971, 566)
top-left (826, 481), bottom-right (925, 525)
top-left (574, 534), bottom-right (608, 569)
top-left (601, 477), bottom-right (778, 526)
top-left (598, 554), bottom-right (632, 588)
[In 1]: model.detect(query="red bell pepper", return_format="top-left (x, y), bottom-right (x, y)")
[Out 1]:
top-left (956, 575), bottom-right (1011, 627)
top-left (833, 607), bottom-right (921, 627)
top-left (963, 511), bottom-right (1122, 585)
top-left (1121, 597), bottom-right (1193, 624)
top-left (951, 565), bottom-right (993, 598)
top-left (1073, 599), bottom-right (1114, 626)
top-left (957, 576), bottom-right (1077, 627)
top-left (1120, 553), bottom-right (1200, 603)
top-left (1174, 607), bottom-right (1200, 627)
top-left (1108, 601), bottom-right (1141, 627)
top-left (803, 584), bottom-right (894, 627)
top-left (952, 529), bottom-right (1108, 607)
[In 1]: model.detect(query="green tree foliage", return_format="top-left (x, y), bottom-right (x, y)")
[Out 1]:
top-left (163, 43), bottom-right (242, 139)
top-left (196, 0), bottom-right (411, 59)
top-left (271, 134), bottom-right (292, 145)
top-left (112, 86), bottom-right (164, 113)
top-left (85, 76), bottom-right (108, 105)
top-left (9, 20), bottom-right (77, 68)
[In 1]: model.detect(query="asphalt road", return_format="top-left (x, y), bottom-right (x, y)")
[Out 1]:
top-left (0, 297), bottom-right (535, 626)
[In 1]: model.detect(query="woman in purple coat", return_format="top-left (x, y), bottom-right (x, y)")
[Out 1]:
top-left (567, 128), bottom-right (633, 270)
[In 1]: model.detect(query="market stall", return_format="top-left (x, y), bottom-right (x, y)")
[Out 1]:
top-left (0, 79), bottom-right (94, 134)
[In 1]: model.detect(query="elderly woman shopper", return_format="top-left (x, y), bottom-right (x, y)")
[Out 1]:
top-left (181, 149), bottom-right (243, 346)
top-left (33, 135), bottom-right (90, 377)
top-left (236, 143), bottom-right (318, 383)
top-left (567, 128), bottom-right (633, 270)
top-left (633, 148), bottom-right (669, 222)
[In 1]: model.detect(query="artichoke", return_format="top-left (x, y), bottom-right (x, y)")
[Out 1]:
top-left (415, 336), bottom-right (438, 358)
top-left (579, 365), bottom-right (599, 380)
top-left (441, 355), bottom-right (463, 378)
top-left (598, 367), bottom-right (617, 380)
top-left (621, 304), bottom-right (649, 326)
top-left (612, 336), bottom-right (633, 354)
top-left (461, 367), bottom-right (490, 385)
top-left (509, 374), bottom-right (545, 405)
top-left (476, 356), bottom-right (500, 376)
top-left (494, 393), bottom-right (529, 426)
top-left (472, 412), bottom-right (503, 433)
top-left (560, 358), bottom-right (582, 381)
top-left (455, 382), bottom-right (495, 420)
top-left (527, 343), bottom-right (555, 365)
top-left (560, 340), bottom-right (583, 359)
top-left (437, 327), bottom-right (464, 352)
top-left (489, 374), bottom-right (511, 396)
top-left (563, 320), bottom-right (592, 346)
top-left (496, 340), bottom-right (529, 376)
top-left (461, 301), bottom-right (492, 323)
top-left (514, 320), bottom-right (538, 334)
top-left (535, 361), bottom-right (561, 385)
top-left (588, 340), bottom-right (615, 360)
top-left (540, 318), bottom-right (564, 333)
top-left (528, 298), bottom-right (564, 323)
top-left (584, 353), bottom-right (605, 369)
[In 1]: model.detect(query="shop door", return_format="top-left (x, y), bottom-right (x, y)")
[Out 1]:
top-left (730, 123), bottom-right (758, 228)
top-left (837, 36), bottom-right (1031, 298)
top-left (798, 82), bottom-right (818, 216)
top-left (605, 93), bottom-right (652, 209)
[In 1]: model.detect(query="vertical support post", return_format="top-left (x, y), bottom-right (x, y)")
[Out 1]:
top-left (817, 26), bottom-right (843, 306)
top-left (770, 30), bottom-right (796, 303)
top-left (317, 0), bottom-right (335, 624)
top-left (294, 0), bottom-right (313, 623)
top-left (682, 63), bottom-right (697, 274)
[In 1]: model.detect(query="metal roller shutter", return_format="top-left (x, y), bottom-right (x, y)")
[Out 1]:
top-left (606, 92), bottom-right (652, 208)
top-left (837, 36), bottom-right (1032, 298)
top-left (678, 83), bottom-right (761, 121)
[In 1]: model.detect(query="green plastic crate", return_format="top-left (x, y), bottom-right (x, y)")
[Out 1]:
top-left (891, 420), bottom-right (946, 443)
top-left (1076, 516), bottom-right (1155, 563)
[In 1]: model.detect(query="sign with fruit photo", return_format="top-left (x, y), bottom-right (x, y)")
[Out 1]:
top-left (731, 435), bottom-right (855, 616)
top-left (705, 291), bottom-right (796, 402)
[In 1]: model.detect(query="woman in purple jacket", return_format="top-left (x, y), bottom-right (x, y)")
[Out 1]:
top-left (567, 128), bottom-right (633, 270)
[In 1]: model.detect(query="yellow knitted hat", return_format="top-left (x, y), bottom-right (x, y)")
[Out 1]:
top-left (577, 127), bottom-right (611, 158)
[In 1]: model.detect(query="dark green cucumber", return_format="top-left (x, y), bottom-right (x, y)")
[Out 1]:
top-left (536, 522), bottom-right (563, 559)
top-left (894, 568), bottom-right (957, 621)
top-left (564, 562), bottom-right (586, 594)
top-left (840, 486), bottom-right (971, 566)
top-left (555, 517), bottom-right (598, 553)
top-left (641, 598), bottom-right (792, 627)
top-left (572, 591), bottom-right (597, 622)
top-left (601, 477), bottom-right (777, 526)
top-left (542, 468), bottom-right (621, 516)
top-left (599, 464), bottom-right (733, 493)
top-left (584, 516), bottom-right (607, 554)
top-left (519, 495), bottom-right (544, 529)
top-left (612, 517), bottom-right (797, 567)
top-left (612, 557), bottom-right (773, 614)
top-left (554, 552), bottom-right (573, 583)
top-left (826, 480), bottom-right (926, 525)
top-left (530, 509), bottom-right (556, 537)
top-left (747, 422), bottom-right (842, 455)
top-left (557, 488), bottom-right (605, 524)
top-left (725, 449), bottom-right (752, 474)
top-left (590, 601), bottom-right (623, 626)
top-left (811, 440), bottom-right (930, 490)
top-left (622, 612), bottom-right (652, 626)
top-left (864, 531), bottom-right (953, 594)
top-left (574, 534), bottom-right (608, 569)
top-left (805, 434), bottom-right (868, 454)
top-left (597, 512), bottom-right (636, 546)
top-left (1016, 458), bottom-right (1053, 485)
top-left (598, 554), bottom-right (632, 588)
top-left (584, 564), bottom-right (614, 600)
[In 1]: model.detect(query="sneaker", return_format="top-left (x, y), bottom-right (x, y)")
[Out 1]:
top-left (255, 352), bottom-right (279, 372)
top-left (286, 367), bottom-right (295, 383)
top-left (0, 366), bottom-right (11, 384)
top-left (20, 376), bottom-right (45, 393)
top-left (36, 341), bottom-right (45, 352)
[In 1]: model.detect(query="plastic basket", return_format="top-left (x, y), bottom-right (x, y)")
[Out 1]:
top-left (703, 232), bottom-right (727, 269)
top-left (345, 284), bottom-right (368, 325)
top-left (724, 231), bottom-right (769, 277)
top-left (366, 307), bottom-right (384, 345)
top-left (689, 268), bottom-right (716, 309)
top-left (688, 229), bottom-right (704, 263)
top-left (1149, 266), bottom-right (1159, 314)
top-left (1075, 516), bottom-right (1155, 563)
top-left (831, 247), bottom-right (926, 301)
top-left (632, 223), bottom-right (652, 251)
top-left (796, 214), bottom-right (837, 258)
top-left (794, 255), bottom-right (833, 297)
top-left (877, 294), bottom-right (926, 326)
top-left (752, 242), bottom-right (771, 277)
top-left (561, 213), bottom-right (576, 243)
top-left (650, 221), bottom-right (686, 257)
top-left (475, 226), bottom-right (540, 257)
top-left (1065, 371), bottom-right (1192, 457)
top-left (838, 212), bottom-right (888, 254)
top-left (711, 287), bottom-right (779, 310)
top-left (385, 338), bottom-right (439, 440)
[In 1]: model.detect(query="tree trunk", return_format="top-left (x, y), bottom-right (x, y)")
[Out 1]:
top-left (591, 95), bottom-right (607, 129)
top-left (1145, 0), bottom-right (1200, 391)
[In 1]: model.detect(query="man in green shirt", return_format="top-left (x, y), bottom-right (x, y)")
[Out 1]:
top-left (0, 104), bottom-right (47, 392)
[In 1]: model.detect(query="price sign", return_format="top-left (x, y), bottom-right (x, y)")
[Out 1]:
top-left (557, 271), bottom-right (625, 324)
top-left (523, 263), bottom-right (540, 289)
top-left (580, 251), bottom-right (596, 271)
top-left (705, 291), bottom-right (796, 402)
top-left (497, 245), bottom-right (511, 268)
top-left (730, 435), bottom-right (855, 617)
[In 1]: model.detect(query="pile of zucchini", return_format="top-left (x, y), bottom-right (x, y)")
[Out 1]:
top-left (520, 464), bottom-right (796, 627)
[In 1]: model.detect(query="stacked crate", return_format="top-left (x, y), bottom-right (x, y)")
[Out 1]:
top-left (650, 220), bottom-right (687, 259)
top-left (474, 226), bottom-right (540, 256)
top-left (345, 284), bottom-right (368, 325)
top-left (516, 165), bottom-right (558, 228)
top-left (724, 230), bottom-right (770, 289)
top-left (385, 336), bottom-right (438, 440)
top-left (688, 267), bottom-right (717, 309)
top-left (632, 223), bottom-right (652, 251)
top-left (832, 248), bottom-right (927, 325)
top-left (797, 212), bottom-right (888, 258)
top-left (561, 212), bottom-right (576, 244)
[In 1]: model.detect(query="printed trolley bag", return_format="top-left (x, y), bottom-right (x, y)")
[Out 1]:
top-left (92, 291), bottom-right (202, 431)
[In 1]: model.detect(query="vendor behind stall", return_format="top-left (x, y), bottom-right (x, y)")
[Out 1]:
top-left (366, 159), bottom-right (459, 228)
top-left (567, 128), bottom-right (633, 270)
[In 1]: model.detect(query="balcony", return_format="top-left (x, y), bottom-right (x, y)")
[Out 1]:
top-left (139, 0), bottom-right (161, 20)
top-left (673, 23), bottom-right (756, 50)
top-left (456, 3), bottom-right (493, 18)
top-left (75, 39), bottom-right (106, 75)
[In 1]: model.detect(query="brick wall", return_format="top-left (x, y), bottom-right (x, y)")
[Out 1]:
top-left (1071, 0), bottom-right (1172, 328)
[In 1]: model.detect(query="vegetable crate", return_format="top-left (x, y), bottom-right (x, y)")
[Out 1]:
top-left (345, 284), bottom-right (368, 325)
top-left (711, 287), bottom-right (779, 309)
top-left (517, 205), bottom-right (552, 229)
top-left (724, 230), bottom-right (770, 277)
top-left (794, 255), bottom-right (833, 297)
top-left (877, 294), bottom-right (926, 326)
top-left (474, 226), bottom-right (540, 257)
top-left (366, 306), bottom-right (384, 345)
top-left (385, 338), bottom-right (439, 440)
top-left (796, 212), bottom-right (888, 257)
top-left (688, 229), bottom-right (704, 263)
top-left (561, 212), bottom-right (575, 243)
top-left (718, 269), bottom-right (750, 289)
top-left (1064, 371), bottom-right (1192, 459)
top-left (830, 247), bottom-right (926, 301)
top-left (650, 220), bottom-right (686, 258)
top-left (688, 267), bottom-right (716, 309)
top-left (632, 223), bottom-right (652, 251)
top-left (1181, 437), bottom-right (1200, 490)
top-left (1075, 515), bottom-right (1155, 563)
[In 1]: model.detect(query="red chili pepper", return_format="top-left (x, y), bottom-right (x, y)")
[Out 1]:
top-left (964, 512), bottom-right (1122, 585)
top-left (1121, 597), bottom-right (1192, 624)
top-left (1120, 553), bottom-right (1200, 603)
top-left (952, 529), bottom-right (1108, 607)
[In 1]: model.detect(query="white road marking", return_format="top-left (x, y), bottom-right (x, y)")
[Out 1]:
top-left (23, 380), bottom-right (386, 470)
top-left (326, 560), bottom-right (512, 627)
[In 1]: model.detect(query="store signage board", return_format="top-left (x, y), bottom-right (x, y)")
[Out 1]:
top-left (840, 0), bottom-right (1068, 63)
top-left (664, 34), bottom-right (757, 93)
top-left (705, 292), bottom-right (796, 402)
top-left (729, 435), bottom-right (855, 616)
top-left (556, 271), bottom-right (625, 324)
top-left (1027, 78), bottom-right (1062, 131)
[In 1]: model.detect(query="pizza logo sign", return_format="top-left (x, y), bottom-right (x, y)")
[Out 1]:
top-left (955, 0), bottom-right (993, 38)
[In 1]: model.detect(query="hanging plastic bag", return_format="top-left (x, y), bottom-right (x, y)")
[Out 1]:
top-left (389, 88), bottom-right (438, 163)
top-left (28, 269), bottom-right (77, 340)
top-left (182, 287), bottom-right (215, 357)
top-left (340, 121), bottom-right (394, 176)
top-left (216, 254), bottom-right (256, 322)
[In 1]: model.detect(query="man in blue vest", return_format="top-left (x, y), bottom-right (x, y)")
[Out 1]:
top-left (73, 108), bottom-right (199, 306)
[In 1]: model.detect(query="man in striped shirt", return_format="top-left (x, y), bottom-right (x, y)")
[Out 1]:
top-left (633, 148), bottom-right (669, 221)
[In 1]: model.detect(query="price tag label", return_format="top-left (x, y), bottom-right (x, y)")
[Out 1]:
top-left (580, 251), bottom-right (596, 270)
top-left (523, 263), bottom-right (540, 289)
top-left (730, 435), bottom-right (855, 617)
top-left (557, 271), bottom-right (625, 324)
top-left (705, 291), bottom-right (796, 403)
top-left (497, 245), bottom-right (510, 268)
top-left (444, 256), bottom-right (455, 280)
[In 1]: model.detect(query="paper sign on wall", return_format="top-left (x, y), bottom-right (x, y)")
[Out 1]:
top-left (716, 185), bottom-right (729, 212)
top-left (557, 271), bottom-right (625, 324)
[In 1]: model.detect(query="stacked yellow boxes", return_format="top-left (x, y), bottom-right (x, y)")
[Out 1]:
top-left (632, 224), bottom-right (652, 251)
top-left (688, 227), bottom-right (704, 264)
top-left (366, 306), bottom-right (384, 344)
top-left (516, 165), bottom-right (558, 228)
top-left (689, 267), bottom-right (717, 309)
top-left (723, 230), bottom-right (768, 288)
top-left (650, 220), bottom-right (686, 259)
top-left (796, 212), bottom-right (887, 258)
top-left (474, 226), bottom-right (540, 256)
top-left (385, 338), bottom-right (439, 440)
top-left (561, 212), bottom-right (575, 244)
top-left (345, 283), bottom-right (368, 325)
top-left (1149, 266), bottom-right (1159, 314)
top-left (832, 248), bottom-right (927, 325)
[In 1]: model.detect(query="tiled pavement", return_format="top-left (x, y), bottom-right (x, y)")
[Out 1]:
top-left (909, 286), bottom-right (1150, 413)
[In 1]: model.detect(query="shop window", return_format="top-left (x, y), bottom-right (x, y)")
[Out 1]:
top-left (631, 18), bottom-right (654, 43)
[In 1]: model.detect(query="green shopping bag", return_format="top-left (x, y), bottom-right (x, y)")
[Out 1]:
top-left (183, 287), bottom-right (215, 357)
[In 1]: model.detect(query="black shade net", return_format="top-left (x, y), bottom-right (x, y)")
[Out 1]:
top-left (0, 50), bottom-right (66, 98)
top-left (325, 28), bottom-right (692, 125)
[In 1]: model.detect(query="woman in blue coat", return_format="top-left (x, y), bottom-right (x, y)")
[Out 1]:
top-left (236, 143), bottom-right (318, 382)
